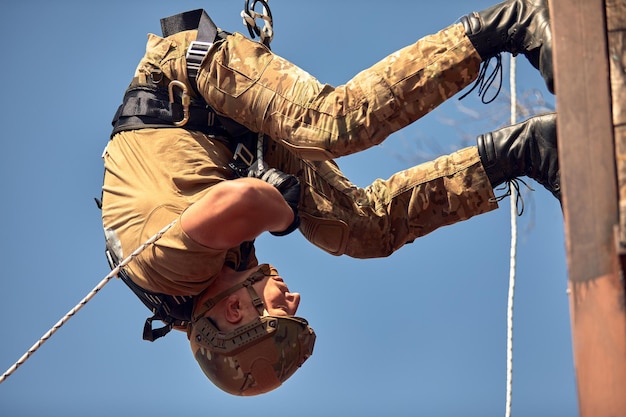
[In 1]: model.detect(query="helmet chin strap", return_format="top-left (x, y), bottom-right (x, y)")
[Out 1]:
top-left (194, 265), bottom-right (274, 322)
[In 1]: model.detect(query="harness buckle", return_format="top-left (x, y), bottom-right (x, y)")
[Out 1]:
top-left (232, 143), bottom-right (255, 166)
top-left (186, 40), bottom-right (213, 81)
top-left (168, 80), bottom-right (190, 127)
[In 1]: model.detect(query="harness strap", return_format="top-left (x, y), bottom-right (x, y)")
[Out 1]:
top-left (110, 85), bottom-right (227, 138)
top-left (117, 267), bottom-right (194, 341)
top-left (111, 9), bottom-right (227, 138)
top-left (161, 9), bottom-right (218, 96)
top-left (103, 224), bottom-right (256, 343)
top-left (105, 240), bottom-right (195, 342)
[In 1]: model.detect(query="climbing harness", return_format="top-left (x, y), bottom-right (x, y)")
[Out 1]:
top-left (111, 9), bottom-right (224, 137)
top-left (110, 8), bottom-right (269, 166)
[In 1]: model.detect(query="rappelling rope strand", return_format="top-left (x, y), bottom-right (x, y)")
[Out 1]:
top-left (256, 133), bottom-right (266, 171)
top-left (0, 219), bottom-right (178, 385)
top-left (505, 55), bottom-right (518, 417)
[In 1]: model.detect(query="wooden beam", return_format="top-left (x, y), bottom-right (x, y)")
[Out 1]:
top-left (609, 0), bottom-right (626, 244)
top-left (549, 0), bottom-right (626, 415)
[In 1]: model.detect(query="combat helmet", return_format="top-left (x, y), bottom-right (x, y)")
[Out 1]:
top-left (188, 264), bottom-right (316, 395)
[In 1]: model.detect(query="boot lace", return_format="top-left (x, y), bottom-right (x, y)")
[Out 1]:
top-left (490, 178), bottom-right (534, 216)
top-left (459, 54), bottom-right (503, 104)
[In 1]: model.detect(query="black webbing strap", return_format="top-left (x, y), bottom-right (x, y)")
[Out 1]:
top-left (160, 9), bottom-right (218, 95)
top-left (117, 266), bottom-right (194, 341)
top-left (110, 85), bottom-right (227, 137)
top-left (104, 242), bottom-right (194, 342)
top-left (104, 228), bottom-right (255, 342)
top-left (160, 8), bottom-right (216, 37)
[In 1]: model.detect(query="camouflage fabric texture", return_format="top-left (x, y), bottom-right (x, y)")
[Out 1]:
top-left (190, 315), bottom-right (315, 396)
top-left (265, 142), bottom-right (497, 258)
top-left (195, 23), bottom-right (482, 159)
top-left (109, 21), bottom-right (498, 268)
top-left (192, 22), bottom-right (498, 257)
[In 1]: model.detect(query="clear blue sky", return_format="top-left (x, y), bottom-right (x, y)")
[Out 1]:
top-left (0, 1), bottom-right (574, 416)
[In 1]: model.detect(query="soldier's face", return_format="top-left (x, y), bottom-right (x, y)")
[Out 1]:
top-left (252, 265), bottom-right (300, 317)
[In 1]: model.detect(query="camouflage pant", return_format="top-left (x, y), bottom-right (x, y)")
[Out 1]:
top-left (127, 23), bottom-right (498, 261)
top-left (195, 24), bottom-right (484, 160)
top-left (265, 142), bottom-right (496, 258)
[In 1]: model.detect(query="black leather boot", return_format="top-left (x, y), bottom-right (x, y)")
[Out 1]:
top-left (477, 112), bottom-right (560, 200)
top-left (460, 0), bottom-right (554, 93)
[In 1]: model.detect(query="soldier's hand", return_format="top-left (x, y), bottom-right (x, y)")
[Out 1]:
top-left (248, 166), bottom-right (301, 236)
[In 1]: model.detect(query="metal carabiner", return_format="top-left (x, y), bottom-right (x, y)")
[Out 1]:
top-left (168, 80), bottom-right (190, 127)
top-left (242, 0), bottom-right (273, 47)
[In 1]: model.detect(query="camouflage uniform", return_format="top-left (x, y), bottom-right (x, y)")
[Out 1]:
top-left (102, 23), bottom-right (497, 295)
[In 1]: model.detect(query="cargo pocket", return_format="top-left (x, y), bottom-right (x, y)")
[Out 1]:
top-left (211, 33), bottom-right (273, 98)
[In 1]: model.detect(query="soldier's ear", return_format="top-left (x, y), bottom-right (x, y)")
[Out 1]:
top-left (224, 295), bottom-right (244, 324)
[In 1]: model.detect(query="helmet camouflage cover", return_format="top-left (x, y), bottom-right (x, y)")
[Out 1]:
top-left (188, 264), bottom-right (316, 395)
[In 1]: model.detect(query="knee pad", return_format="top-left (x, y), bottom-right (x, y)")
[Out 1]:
top-left (299, 212), bottom-right (349, 256)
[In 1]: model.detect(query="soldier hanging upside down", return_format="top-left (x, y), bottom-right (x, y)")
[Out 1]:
top-left (100, 0), bottom-right (559, 396)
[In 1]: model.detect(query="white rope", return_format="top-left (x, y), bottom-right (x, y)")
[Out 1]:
top-left (505, 55), bottom-right (518, 417)
top-left (0, 219), bottom-right (178, 385)
top-left (256, 133), bottom-right (267, 171)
